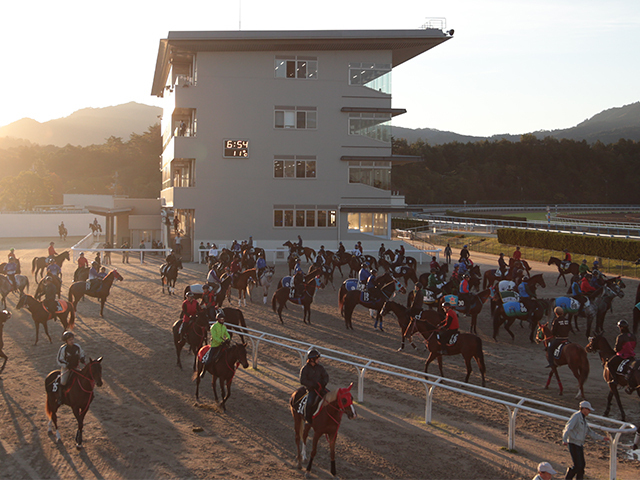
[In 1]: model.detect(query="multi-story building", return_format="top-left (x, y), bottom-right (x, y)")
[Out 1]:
top-left (152, 29), bottom-right (451, 260)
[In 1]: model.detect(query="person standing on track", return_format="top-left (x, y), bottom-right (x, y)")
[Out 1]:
top-left (562, 400), bottom-right (608, 480)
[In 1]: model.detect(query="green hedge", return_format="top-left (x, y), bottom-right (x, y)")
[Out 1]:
top-left (497, 228), bottom-right (640, 261)
top-left (445, 210), bottom-right (527, 222)
top-left (391, 218), bottom-right (428, 230)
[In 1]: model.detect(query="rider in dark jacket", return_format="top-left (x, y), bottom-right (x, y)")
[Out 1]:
top-left (546, 307), bottom-right (571, 368)
top-left (299, 349), bottom-right (329, 424)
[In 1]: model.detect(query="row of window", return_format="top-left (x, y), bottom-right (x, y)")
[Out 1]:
top-left (274, 209), bottom-right (337, 228)
top-left (273, 157), bottom-right (316, 178)
top-left (348, 212), bottom-right (389, 236)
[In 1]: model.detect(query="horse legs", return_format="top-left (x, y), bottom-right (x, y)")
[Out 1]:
top-left (72, 406), bottom-right (86, 449)
top-left (211, 374), bottom-right (220, 404)
top-left (464, 355), bottom-right (474, 383)
top-left (161, 276), bottom-right (166, 294)
top-left (567, 364), bottom-right (584, 399)
top-left (607, 383), bottom-right (626, 421)
top-left (305, 431), bottom-right (322, 477)
top-left (504, 318), bottom-right (516, 341)
top-left (100, 298), bottom-right (106, 317)
top-left (46, 396), bottom-right (61, 443)
top-left (329, 431), bottom-right (338, 477)
top-left (220, 378), bottom-right (232, 412)
top-left (470, 314), bottom-right (477, 334)
top-left (545, 368), bottom-right (563, 395)
top-left (0, 353), bottom-right (7, 374)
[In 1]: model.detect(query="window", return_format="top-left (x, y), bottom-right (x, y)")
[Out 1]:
top-left (274, 106), bottom-right (317, 129)
top-left (275, 56), bottom-right (318, 79)
top-left (273, 208), bottom-right (336, 228)
top-left (349, 62), bottom-right (391, 94)
top-left (347, 212), bottom-right (388, 237)
top-left (348, 161), bottom-right (391, 190)
top-left (274, 156), bottom-right (316, 179)
top-left (349, 112), bottom-right (391, 143)
top-left (163, 159), bottom-right (195, 189)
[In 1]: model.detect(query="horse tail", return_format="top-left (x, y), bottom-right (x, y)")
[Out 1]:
top-left (67, 302), bottom-right (76, 330)
top-left (25, 277), bottom-right (29, 294)
top-left (579, 348), bottom-right (590, 387)
top-left (271, 291), bottom-right (278, 312)
top-left (32, 257), bottom-right (37, 274)
top-left (45, 393), bottom-right (54, 420)
top-left (68, 286), bottom-right (74, 304)
top-left (475, 336), bottom-right (487, 375)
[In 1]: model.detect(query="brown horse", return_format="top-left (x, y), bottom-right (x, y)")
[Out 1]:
top-left (172, 311), bottom-right (210, 370)
top-left (482, 258), bottom-right (530, 288)
top-left (0, 309), bottom-right (10, 374)
top-left (272, 274), bottom-right (323, 324)
top-left (45, 357), bottom-right (103, 449)
top-left (386, 301), bottom-right (486, 386)
top-left (160, 258), bottom-right (183, 295)
top-left (283, 241), bottom-right (316, 263)
top-left (16, 294), bottom-right (75, 345)
top-left (535, 323), bottom-right (590, 399)
top-left (32, 251), bottom-right (70, 282)
top-left (194, 342), bottom-right (249, 411)
top-left (68, 269), bottom-right (123, 317)
top-left (339, 273), bottom-right (405, 330)
top-left (227, 268), bottom-right (259, 307)
top-left (547, 257), bottom-right (580, 286)
top-left (585, 333), bottom-right (640, 421)
top-left (290, 383), bottom-right (357, 477)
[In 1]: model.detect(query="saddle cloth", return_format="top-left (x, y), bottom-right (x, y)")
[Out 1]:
top-left (343, 278), bottom-right (358, 292)
top-left (503, 301), bottom-right (528, 317)
top-left (555, 297), bottom-right (580, 314)
top-left (443, 294), bottom-right (458, 307)
top-left (294, 390), bottom-right (325, 418)
top-left (423, 289), bottom-right (437, 304)
top-left (445, 333), bottom-right (459, 346)
top-left (189, 284), bottom-right (205, 295)
top-left (500, 291), bottom-right (520, 302)
top-left (282, 276), bottom-right (293, 289)
top-left (498, 280), bottom-right (516, 293)
top-left (553, 340), bottom-right (569, 360)
top-left (43, 301), bottom-right (68, 314)
top-left (610, 357), bottom-right (639, 377)
top-left (394, 266), bottom-right (408, 275)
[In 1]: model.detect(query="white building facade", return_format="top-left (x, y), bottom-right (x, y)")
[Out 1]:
top-left (152, 30), bottom-right (450, 260)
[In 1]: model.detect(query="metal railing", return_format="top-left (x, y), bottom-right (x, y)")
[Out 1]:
top-left (230, 325), bottom-right (636, 480)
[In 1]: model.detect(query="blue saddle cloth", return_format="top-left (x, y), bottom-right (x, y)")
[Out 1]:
top-left (344, 279), bottom-right (358, 291)
top-left (358, 291), bottom-right (377, 306)
top-left (555, 297), bottom-right (580, 314)
top-left (282, 276), bottom-right (293, 288)
top-left (503, 301), bottom-right (527, 317)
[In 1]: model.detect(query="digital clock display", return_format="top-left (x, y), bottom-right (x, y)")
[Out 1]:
top-left (223, 139), bottom-right (249, 158)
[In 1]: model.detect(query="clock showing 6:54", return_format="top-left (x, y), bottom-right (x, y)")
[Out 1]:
top-left (223, 139), bottom-right (249, 158)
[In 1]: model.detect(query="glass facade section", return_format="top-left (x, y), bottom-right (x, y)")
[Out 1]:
top-left (347, 212), bottom-right (388, 236)
top-left (273, 208), bottom-right (336, 228)
top-left (349, 113), bottom-right (391, 143)
top-left (349, 62), bottom-right (391, 94)
top-left (275, 56), bottom-right (317, 79)
top-left (348, 161), bottom-right (391, 190)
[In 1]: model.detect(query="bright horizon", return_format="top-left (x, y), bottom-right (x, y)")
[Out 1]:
top-left (1, 0), bottom-right (638, 137)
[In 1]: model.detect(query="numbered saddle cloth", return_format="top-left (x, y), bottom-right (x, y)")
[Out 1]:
top-left (555, 297), bottom-right (580, 314)
top-left (281, 276), bottom-right (293, 289)
top-left (498, 280), bottom-right (516, 293)
top-left (503, 301), bottom-right (528, 317)
top-left (44, 300), bottom-right (69, 314)
top-left (500, 291), bottom-right (520, 302)
top-left (442, 294), bottom-right (458, 307)
top-left (343, 278), bottom-right (358, 291)
top-left (423, 289), bottom-right (437, 304)
top-left (293, 388), bottom-right (325, 417)
top-left (189, 284), bottom-right (205, 295)
top-left (553, 340), bottom-right (569, 360)
top-left (446, 332), bottom-right (459, 346)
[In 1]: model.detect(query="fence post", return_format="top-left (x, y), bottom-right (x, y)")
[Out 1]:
top-left (357, 360), bottom-right (372, 403)
top-left (425, 378), bottom-right (442, 424)
top-left (506, 398), bottom-right (525, 450)
top-left (609, 429), bottom-right (624, 480)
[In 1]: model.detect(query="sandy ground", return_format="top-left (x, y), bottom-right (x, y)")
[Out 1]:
top-left (0, 237), bottom-right (639, 479)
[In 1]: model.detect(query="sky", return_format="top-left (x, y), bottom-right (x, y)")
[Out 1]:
top-left (1, 0), bottom-right (638, 137)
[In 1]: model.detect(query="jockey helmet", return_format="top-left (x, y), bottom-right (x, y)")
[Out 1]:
top-left (593, 260), bottom-right (599, 266)
top-left (320, 245), bottom-right (324, 249)
top-left (9, 248), bottom-right (14, 252)
top-left (582, 259), bottom-right (587, 263)
top-left (617, 319), bottom-right (629, 329)
top-left (415, 282), bottom-right (423, 289)
top-left (186, 292), bottom-right (194, 298)
top-left (62, 331), bottom-right (74, 341)
top-left (499, 253), bottom-right (504, 256)
top-left (463, 274), bottom-right (470, 279)
top-left (463, 245), bottom-right (468, 248)
top-left (516, 246), bottom-right (520, 250)
top-left (554, 307), bottom-right (564, 316)
top-left (432, 256), bottom-right (436, 261)
top-left (216, 311), bottom-right (226, 321)
top-left (202, 284), bottom-right (211, 290)
top-left (50, 242), bottom-right (55, 245)
top-left (363, 262), bottom-right (370, 268)
top-left (80, 252), bottom-right (85, 256)
top-left (306, 348), bottom-right (321, 360)
top-left (443, 301), bottom-right (451, 307)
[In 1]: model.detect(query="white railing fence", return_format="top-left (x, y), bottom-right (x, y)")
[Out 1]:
top-left (228, 325), bottom-right (637, 480)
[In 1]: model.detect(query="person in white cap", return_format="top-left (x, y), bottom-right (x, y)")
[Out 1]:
top-left (562, 400), bottom-right (609, 479)
top-left (533, 461), bottom-right (557, 480)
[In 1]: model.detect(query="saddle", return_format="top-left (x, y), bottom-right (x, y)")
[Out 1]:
top-left (552, 339), bottom-right (569, 360)
top-left (292, 387), bottom-right (325, 418)
top-left (43, 300), bottom-right (68, 315)
top-left (608, 356), bottom-right (639, 381)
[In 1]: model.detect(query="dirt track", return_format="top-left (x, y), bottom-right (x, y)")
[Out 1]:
top-left (1, 239), bottom-right (639, 479)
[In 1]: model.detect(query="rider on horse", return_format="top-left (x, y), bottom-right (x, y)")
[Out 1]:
top-left (300, 348), bottom-right (329, 425)
top-left (3, 257), bottom-right (17, 291)
top-left (46, 258), bottom-right (61, 280)
top-left (429, 256), bottom-right (440, 274)
top-left (179, 292), bottom-right (201, 340)
top-left (459, 274), bottom-right (471, 308)
top-left (459, 245), bottom-right (470, 263)
top-left (337, 242), bottom-right (345, 256)
top-left (8, 248), bottom-right (16, 262)
top-left (256, 253), bottom-right (267, 278)
top-left (291, 266), bottom-right (304, 299)
top-left (201, 284), bottom-right (217, 319)
top-left (357, 262), bottom-right (371, 291)
top-left (207, 268), bottom-right (222, 294)
top-left (608, 319), bottom-right (637, 394)
top-left (408, 282), bottom-right (424, 319)
top-left (438, 302), bottom-right (459, 354)
top-left (77, 252), bottom-right (89, 269)
top-left (518, 276), bottom-right (536, 321)
top-left (200, 311), bottom-right (230, 378)
top-left (561, 249), bottom-right (572, 271)
top-left (427, 270), bottom-right (441, 298)
top-left (570, 275), bottom-right (588, 314)
top-left (229, 255), bottom-right (242, 285)
top-left (579, 259), bottom-right (591, 277)
top-left (512, 246), bottom-right (521, 261)
top-left (580, 273), bottom-right (597, 296)
top-left (365, 269), bottom-right (379, 302)
top-left (546, 307), bottom-right (571, 368)
top-left (451, 265), bottom-right (460, 285)
top-left (56, 331), bottom-right (87, 404)
top-left (378, 243), bottom-right (386, 260)
top-left (48, 242), bottom-right (57, 261)
top-left (498, 253), bottom-right (507, 278)
top-left (43, 276), bottom-right (58, 315)
top-left (391, 246), bottom-right (405, 271)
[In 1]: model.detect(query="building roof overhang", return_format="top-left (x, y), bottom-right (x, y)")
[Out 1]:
top-left (341, 107), bottom-right (406, 117)
top-left (341, 155), bottom-right (423, 165)
top-left (340, 205), bottom-right (423, 213)
top-left (152, 29), bottom-right (451, 96)
top-left (86, 206), bottom-right (133, 216)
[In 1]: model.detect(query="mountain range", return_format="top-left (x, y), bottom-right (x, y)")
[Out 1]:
top-left (0, 101), bottom-right (639, 148)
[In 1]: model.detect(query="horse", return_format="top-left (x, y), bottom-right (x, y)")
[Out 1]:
top-left (585, 333), bottom-right (640, 421)
top-left (74, 266), bottom-right (90, 282)
top-left (89, 222), bottom-right (102, 238)
top-left (45, 357), bottom-right (103, 449)
top-left (0, 273), bottom-right (29, 308)
top-left (389, 302), bottom-right (486, 386)
top-left (0, 258), bottom-right (22, 274)
top-left (392, 265), bottom-right (418, 288)
top-left (0, 309), bottom-right (10, 374)
top-left (548, 257), bottom-right (580, 286)
top-left (290, 383), bottom-right (357, 477)
top-left (272, 274), bottom-right (323, 324)
top-left (227, 268), bottom-right (259, 307)
top-left (563, 278), bottom-right (625, 337)
top-left (492, 294), bottom-right (552, 342)
top-left (482, 258), bottom-right (528, 289)
top-left (194, 342), bottom-right (249, 411)
top-left (16, 294), bottom-right (75, 345)
top-left (58, 224), bottom-right (68, 241)
top-left (34, 275), bottom-right (62, 301)
top-left (248, 266), bottom-right (275, 304)
top-left (68, 269), bottom-right (123, 317)
top-left (330, 252), bottom-right (352, 278)
top-left (340, 273), bottom-right (406, 330)
top-left (173, 311), bottom-right (211, 370)
top-left (32, 251), bottom-right (71, 283)
top-left (160, 258), bottom-right (183, 295)
top-left (283, 241), bottom-right (316, 263)
top-left (380, 300), bottom-right (440, 351)
top-left (444, 288), bottom-right (493, 335)
top-left (535, 323), bottom-right (590, 399)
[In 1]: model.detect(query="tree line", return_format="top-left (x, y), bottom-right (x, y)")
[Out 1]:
top-left (391, 135), bottom-right (640, 204)
top-left (0, 124), bottom-right (161, 210)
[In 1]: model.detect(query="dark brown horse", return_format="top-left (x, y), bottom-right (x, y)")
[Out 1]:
top-left (585, 333), bottom-right (640, 421)
top-left (32, 251), bottom-right (70, 282)
top-left (290, 383), bottom-right (357, 477)
top-left (385, 301), bottom-right (486, 386)
top-left (339, 273), bottom-right (405, 330)
top-left (547, 257), bottom-right (580, 286)
top-left (445, 288), bottom-right (493, 335)
top-left (482, 258), bottom-right (529, 288)
top-left (536, 323), bottom-right (590, 398)
top-left (272, 274), bottom-right (323, 324)
top-left (16, 294), bottom-right (75, 345)
top-left (68, 269), bottom-right (123, 317)
top-left (227, 268), bottom-right (258, 307)
top-left (45, 357), bottom-right (103, 449)
top-left (283, 241), bottom-right (316, 263)
top-left (0, 309), bottom-right (10, 374)
top-left (160, 258), bottom-right (183, 295)
top-left (194, 342), bottom-right (249, 411)
top-left (172, 311), bottom-right (210, 370)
